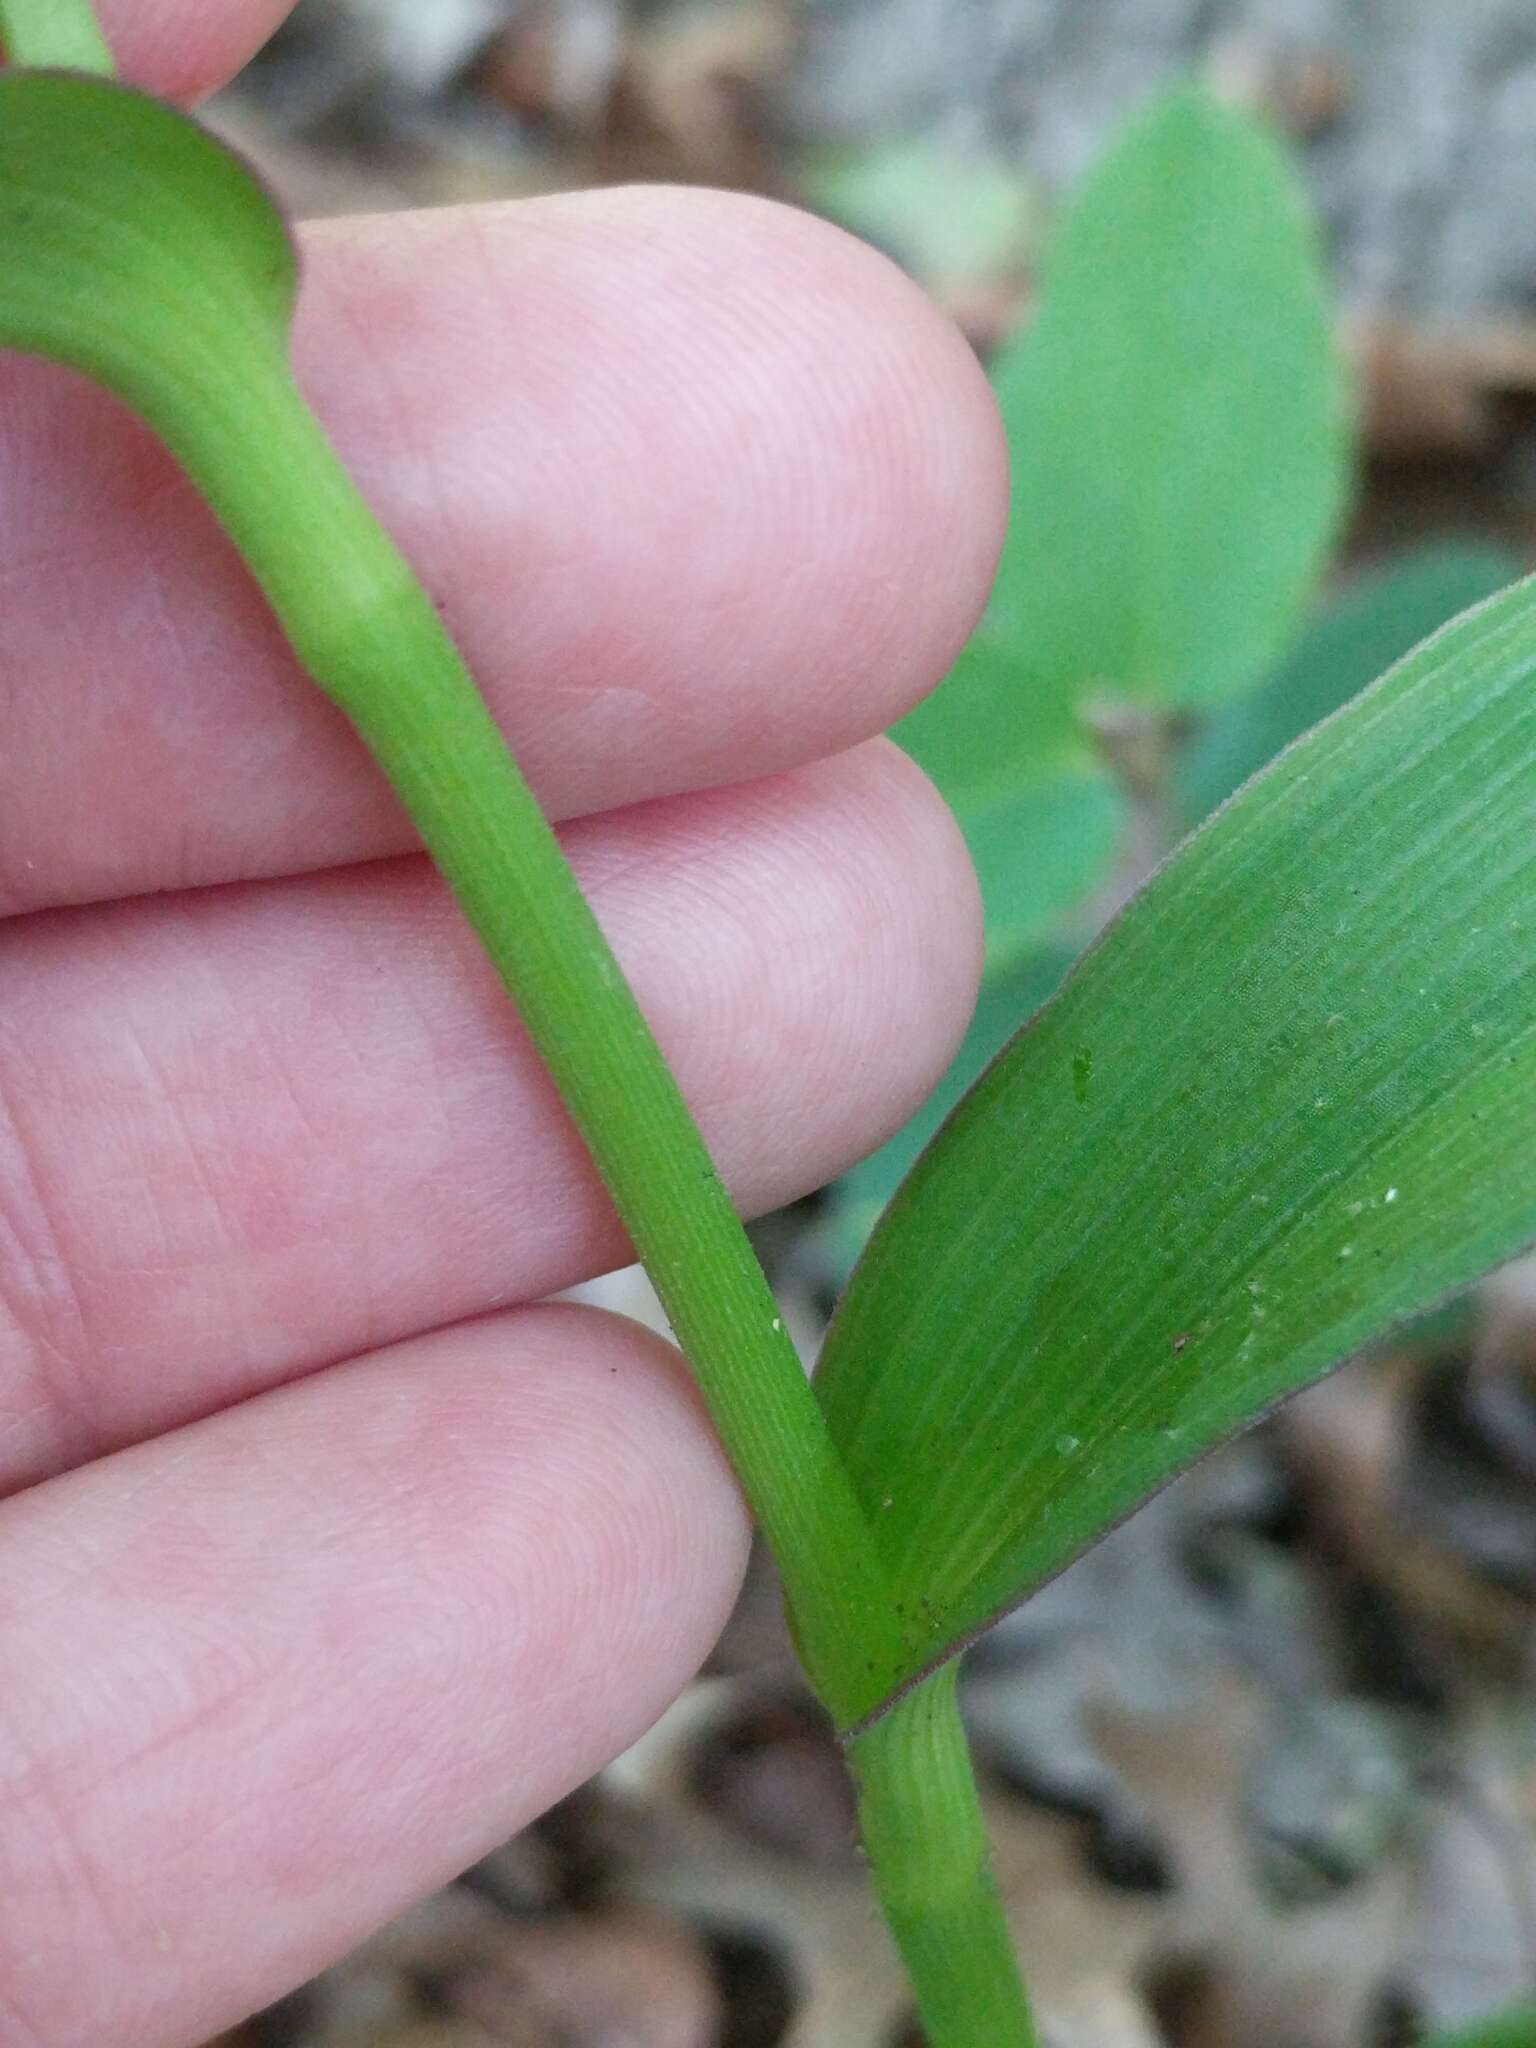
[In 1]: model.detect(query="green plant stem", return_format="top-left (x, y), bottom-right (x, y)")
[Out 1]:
top-left (164, 335), bottom-right (1032, 2035)
top-left (0, 0), bottom-right (114, 71)
top-left (138, 344), bottom-right (912, 1728)
top-left (847, 1665), bottom-right (1038, 2047)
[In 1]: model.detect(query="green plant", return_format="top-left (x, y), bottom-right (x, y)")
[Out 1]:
top-left (893, 85), bottom-right (1348, 976)
top-left (5, 14), bottom-right (1536, 2043)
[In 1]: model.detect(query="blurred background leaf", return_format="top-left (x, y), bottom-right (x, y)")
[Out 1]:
top-left (971, 85), bottom-right (1350, 732)
top-left (1180, 542), bottom-right (1524, 824)
top-left (797, 135), bottom-right (1038, 300)
top-left (965, 776), bottom-right (1123, 975)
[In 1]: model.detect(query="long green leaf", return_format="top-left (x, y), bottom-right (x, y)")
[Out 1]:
top-left (818, 573), bottom-right (1536, 1719)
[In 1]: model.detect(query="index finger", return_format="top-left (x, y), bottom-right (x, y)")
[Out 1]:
top-left (1, 187), bottom-right (1005, 916)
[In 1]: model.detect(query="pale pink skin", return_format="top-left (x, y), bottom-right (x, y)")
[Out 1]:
top-left (0, 5), bottom-right (1007, 2040)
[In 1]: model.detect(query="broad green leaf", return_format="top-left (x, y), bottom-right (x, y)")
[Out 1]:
top-left (820, 950), bottom-right (1074, 1279)
top-left (818, 575), bottom-right (1536, 1718)
top-left (1181, 544), bottom-right (1523, 822)
top-left (967, 776), bottom-right (1123, 974)
top-left (895, 639), bottom-right (1123, 968)
top-left (0, 71), bottom-right (295, 437)
top-left (894, 627), bottom-right (1089, 799)
top-left (981, 85), bottom-right (1348, 747)
top-left (800, 138), bottom-right (1037, 296)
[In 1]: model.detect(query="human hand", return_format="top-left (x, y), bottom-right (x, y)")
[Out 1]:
top-left (0, 5), bottom-right (1005, 2040)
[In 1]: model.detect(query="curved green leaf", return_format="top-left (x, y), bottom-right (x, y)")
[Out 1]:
top-left (818, 573), bottom-right (1536, 1719)
top-left (983, 85), bottom-right (1348, 730)
top-left (0, 70), bottom-right (295, 424)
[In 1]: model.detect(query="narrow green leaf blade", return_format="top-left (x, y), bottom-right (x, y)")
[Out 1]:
top-left (818, 575), bottom-right (1536, 1714)
top-left (986, 85), bottom-right (1348, 725)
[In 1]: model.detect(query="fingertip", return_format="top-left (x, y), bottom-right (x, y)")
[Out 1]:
top-left (602, 185), bottom-right (1010, 730)
top-left (573, 184), bottom-right (1012, 736)
top-left (300, 183), bottom-right (1011, 796)
top-left (815, 737), bottom-right (986, 1141)
top-left (715, 190), bottom-right (1010, 728)
top-left (96, 0), bottom-right (292, 102)
top-left (0, 1302), bottom-right (751, 2044)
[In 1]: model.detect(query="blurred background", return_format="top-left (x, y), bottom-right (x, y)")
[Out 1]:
top-left (204, 6), bottom-right (1536, 2046)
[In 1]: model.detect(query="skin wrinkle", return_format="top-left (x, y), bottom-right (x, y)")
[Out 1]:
top-left (0, 1033), bottom-right (98, 1458)
top-left (0, 732), bottom-right (979, 1492)
top-left (0, 1689), bottom-right (133, 2030)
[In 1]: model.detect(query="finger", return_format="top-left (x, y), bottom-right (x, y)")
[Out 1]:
top-left (0, 1301), bottom-right (750, 2048)
top-left (0, 185), bottom-right (1004, 918)
top-left (0, 739), bottom-right (980, 1492)
top-left (92, 0), bottom-right (293, 100)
